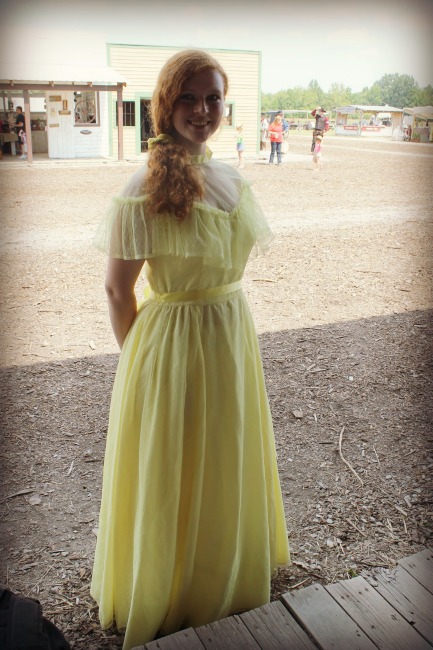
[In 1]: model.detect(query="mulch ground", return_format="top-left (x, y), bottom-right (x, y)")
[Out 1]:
top-left (0, 133), bottom-right (432, 648)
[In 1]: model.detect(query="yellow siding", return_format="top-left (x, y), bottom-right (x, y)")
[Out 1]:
top-left (108, 45), bottom-right (260, 158)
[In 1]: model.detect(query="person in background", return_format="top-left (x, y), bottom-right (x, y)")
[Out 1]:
top-left (14, 106), bottom-right (25, 156)
top-left (235, 123), bottom-right (245, 168)
top-left (268, 114), bottom-right (283, 165)
top-left (91, 47), bottom-right (290, 650)
top-left (312, 134), bottom-right (323, 170)
top-left (275, 110), bottom-right (289, 135)
top-left (310, 106), bottom-right (329, 152)
top-left (260, 113), bottom-right (269, 150)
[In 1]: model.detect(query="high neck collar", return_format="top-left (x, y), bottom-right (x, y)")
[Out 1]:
top-left (190, 147), bottom-right (213, 164)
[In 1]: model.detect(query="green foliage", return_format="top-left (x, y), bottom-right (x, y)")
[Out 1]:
top-left (262, 74), bottom-right (431, 111)
top-left (327, 83), bottom-right (352, 110)
top-left (352, 84), bottom-right (382, 106)
top-left (373, 73), bottom-right (418, 108)
top-left (415, 84), bottom-right (433, 107)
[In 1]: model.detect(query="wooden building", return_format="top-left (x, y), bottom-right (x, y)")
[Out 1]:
top-left (0, 30), bottom-right (261, 161)
top-left (0, 30), bottom-right (127, 162)
top-left (106, 43), bottom-right (261, 158)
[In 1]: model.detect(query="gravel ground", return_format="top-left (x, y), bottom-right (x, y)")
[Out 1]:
top-left (0, 133), bottom-right (432, 648)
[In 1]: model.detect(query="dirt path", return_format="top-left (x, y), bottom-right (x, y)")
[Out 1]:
top-left (1, 134), bottom-right (432, 648)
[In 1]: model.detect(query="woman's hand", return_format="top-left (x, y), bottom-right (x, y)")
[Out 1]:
top-left (104, 257), bottom-right (145, 349)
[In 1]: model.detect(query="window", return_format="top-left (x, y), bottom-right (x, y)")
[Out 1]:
top-left (222, 102), bottom-right (233, 127)
top-left (74, 91), bottom-right (99, 125)
top-left (116, 100), bottom-right (136, 127)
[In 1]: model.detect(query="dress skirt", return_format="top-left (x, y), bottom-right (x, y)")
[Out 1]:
top-left (91, 285), bottom-right (290, 649)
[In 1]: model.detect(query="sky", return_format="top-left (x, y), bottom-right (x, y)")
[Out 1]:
top-left (1, 0), bottom-right (433, 94)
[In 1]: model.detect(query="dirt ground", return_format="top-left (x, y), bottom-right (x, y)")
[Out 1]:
top-left (0, 133), bottom-right (432, 648)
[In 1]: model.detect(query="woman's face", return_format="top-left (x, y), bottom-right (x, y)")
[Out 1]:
top-left (172, 68), bottom-right (225, 154)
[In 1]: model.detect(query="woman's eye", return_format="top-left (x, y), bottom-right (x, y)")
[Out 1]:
top-left (208, 94), bottom-right (221, 102)
top-left (179, 93), bottom-right (195, 101)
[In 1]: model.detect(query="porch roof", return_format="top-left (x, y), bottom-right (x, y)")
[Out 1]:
top-left (335, 104), bottom-right (403, 114)
top-left (403, 106), bottom-right (433, 120)
top-left (0, 63), bottom-right (127, 86)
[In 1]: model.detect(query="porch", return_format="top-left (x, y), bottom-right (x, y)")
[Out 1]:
top-left (133, 547), bottom-right (433, 650)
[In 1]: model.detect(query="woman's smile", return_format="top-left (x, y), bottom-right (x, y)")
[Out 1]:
top-left (172, 68), bottom-right (225, 154)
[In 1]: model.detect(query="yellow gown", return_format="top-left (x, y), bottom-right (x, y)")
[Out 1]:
top-left (91, 149), bottom-right (290, 649)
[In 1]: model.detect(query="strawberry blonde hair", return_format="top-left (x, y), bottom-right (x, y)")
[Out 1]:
top-left (146, 49), bottom-right (229, 221)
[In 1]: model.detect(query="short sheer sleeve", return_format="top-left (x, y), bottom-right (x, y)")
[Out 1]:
top-left (93, 158), bottom-right (274, 265)
top-left (239, 180), bottom-right (274, 254)
top-left (93, 194), bottom-right (157, 260)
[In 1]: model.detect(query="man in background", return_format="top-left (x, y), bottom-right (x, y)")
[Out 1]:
top-left (310, 106), bottom-right (329, 152)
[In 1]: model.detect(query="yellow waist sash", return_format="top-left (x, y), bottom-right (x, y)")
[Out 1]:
top-left (145, 280), bottom-right (242, 304)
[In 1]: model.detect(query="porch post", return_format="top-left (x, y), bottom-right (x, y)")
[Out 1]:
top-left (117, 84), bottom-right (124, 161)
top-left (23, 89), bottom-right (33, 163)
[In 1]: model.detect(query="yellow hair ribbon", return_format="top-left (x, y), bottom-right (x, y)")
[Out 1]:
top-left (147, 133), bottom-right (173, 149)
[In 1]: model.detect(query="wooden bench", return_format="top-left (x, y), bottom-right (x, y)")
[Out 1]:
top-left (132, 547), bottom-right (433, 649)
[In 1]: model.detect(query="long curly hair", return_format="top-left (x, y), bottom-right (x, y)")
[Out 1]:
top-left (146, 49), bottom-right (229, 221)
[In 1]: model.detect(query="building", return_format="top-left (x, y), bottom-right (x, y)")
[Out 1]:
top-left (0, 30), bottom-right (261, 162)
top-left (107, 43), bottom-right (261, 159)
top-left (0, 30), bottom-right (126, 162)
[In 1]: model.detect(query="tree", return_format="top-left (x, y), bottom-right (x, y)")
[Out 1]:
top-left (414, 84), bottom-right (433, 107)
top-left (352, 84), bottom-right (382, 106)
top-left (374, 73), bottom-right (418, 108)
top-left (303, 79), bottom-right (325, 109)
top-left (326, 82), bottom-right (353, 110)
top-left (261, 76), bottom-right (432, 113)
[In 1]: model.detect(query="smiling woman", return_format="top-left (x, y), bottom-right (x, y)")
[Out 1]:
top-left (171, 69), bottom-right (225, 153)
top-left (90, 47), bottom-right (290, 649)
top-left (144, 49), bottom-right (229, 221)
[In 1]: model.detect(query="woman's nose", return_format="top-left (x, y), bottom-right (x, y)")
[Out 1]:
top-left (193, 98), bottom-right (208, 113)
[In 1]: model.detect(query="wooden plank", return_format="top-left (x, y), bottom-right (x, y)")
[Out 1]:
top-left (282, 582), bottom-right (377, 650)
top-left (398, 548), bottom-right (433, 595)
top-left (144, 628), bottom-right (204, 649)
top-left (239, 600), bottom-right (318, 649)
top-left (194, 615), bottom-right (260, 649)
top-left (326, 575), bottom-right (432, 650)
top-left (371, 565), bottom-right (433, 645)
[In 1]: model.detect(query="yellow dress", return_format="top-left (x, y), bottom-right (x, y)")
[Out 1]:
top-left (91, 149), bottom-right (290, 649)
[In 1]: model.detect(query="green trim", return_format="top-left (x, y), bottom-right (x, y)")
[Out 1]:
top-left (107, 42), bottom-right (259, 56)
top-left (222, 100), bottom-right (235, 129)
top-left (232, 104), bottom-right (237, 129)
top-left (257, 51), bottom-right (262, 154)
top-left (135, 91), bottom-right (152, 155)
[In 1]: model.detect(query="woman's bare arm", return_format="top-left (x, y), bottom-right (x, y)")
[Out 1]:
top-left (104, 257), bottom-right (145, 349)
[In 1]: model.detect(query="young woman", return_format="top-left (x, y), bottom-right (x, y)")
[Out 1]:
top-left (268, 114), bottom-right (283, 165)
top-left (91, 48), bottom-right (290, 649)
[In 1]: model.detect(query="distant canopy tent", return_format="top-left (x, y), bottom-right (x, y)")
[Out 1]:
top-left (403, 106), bottom-right (433, 142)
top-left (335, 104), bottom-right (403, 137)
top-left (403, 106), bottom-right (433, 121)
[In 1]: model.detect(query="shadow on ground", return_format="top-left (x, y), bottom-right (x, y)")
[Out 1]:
top-left (0, 308), bottom-right (432, 648)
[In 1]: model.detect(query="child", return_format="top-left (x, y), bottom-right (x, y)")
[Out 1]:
top-left (235, 123), bottom-right (245, 167)
top-left (91, 49), bottom-right (290, 650)
top-left (18, 129), bottom-right (27, 160)
top-left (312, 134), bottom-right (323, 170)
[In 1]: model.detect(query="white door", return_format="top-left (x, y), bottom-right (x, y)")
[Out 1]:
top-left (47, 92), bottom-right (75, 158)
